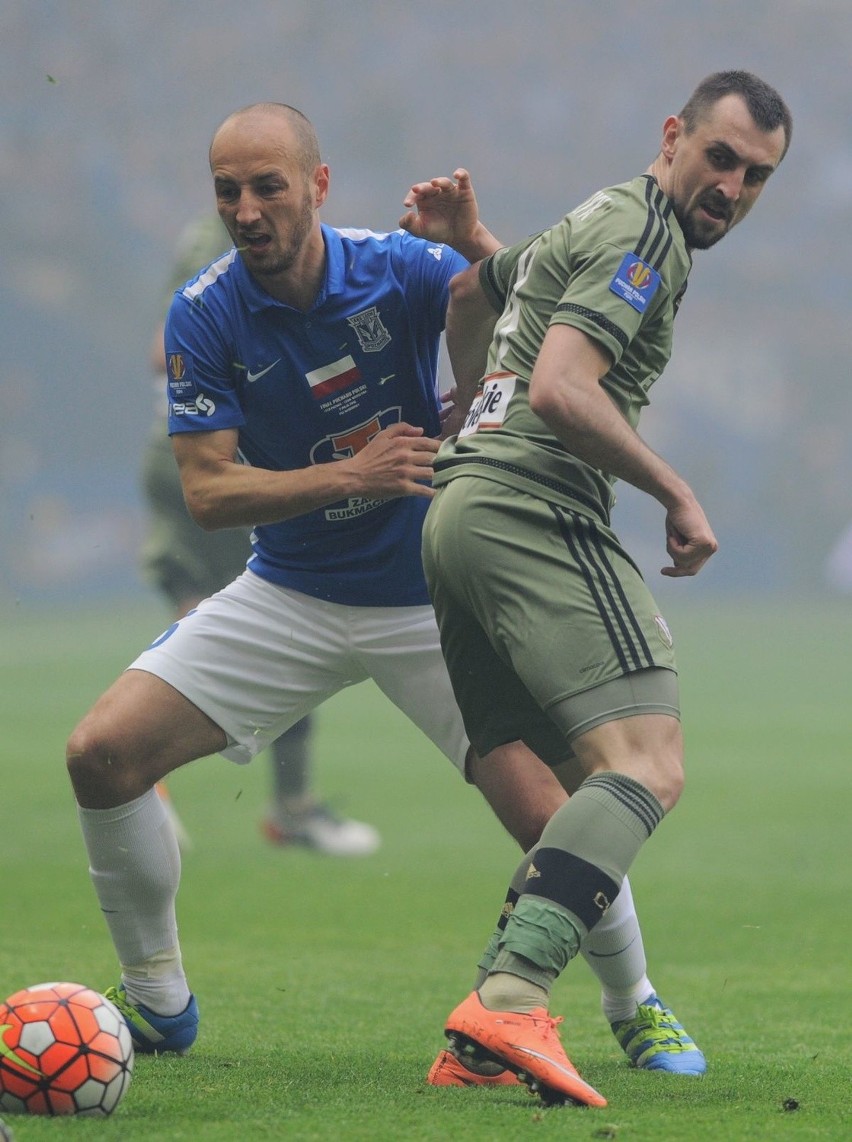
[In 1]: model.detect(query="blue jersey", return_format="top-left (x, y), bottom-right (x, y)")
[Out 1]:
top-left (164, 225), bottom-right (467, 606)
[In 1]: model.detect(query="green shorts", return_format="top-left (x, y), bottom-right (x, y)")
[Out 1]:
top-left (139, 430), bottom-right (251, 609)
top-left (422, 475), bottom-right (679, 765)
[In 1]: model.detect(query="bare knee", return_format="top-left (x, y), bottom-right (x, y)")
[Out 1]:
top-left (66, 715), bottom-right (145, 809)
top-left (572, 714), bottom-right (686, 814)
top-left (66, 671), bottom-right (227, 809)
top-left (652, 750), bottom-right (684, 812)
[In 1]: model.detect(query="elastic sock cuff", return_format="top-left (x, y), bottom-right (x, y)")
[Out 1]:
top-left (580, 773), bottom-right (664, 840)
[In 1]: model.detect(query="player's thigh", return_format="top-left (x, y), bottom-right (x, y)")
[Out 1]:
top-left (431, 581), bottom-right (571, 766)
top-left (71, 667), bottom-right (226, 768)
top-left (434, 480), bottom-right (677, 710)
top-left (352, 603), bottom-right (472, 773)
top-left (424, 493), bottom-right (571, 766)
top-left (129, 573), bottom-right (365, 763)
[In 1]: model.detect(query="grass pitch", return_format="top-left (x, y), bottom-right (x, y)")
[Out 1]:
top-left (0, 597), bottom-right (849, 1140)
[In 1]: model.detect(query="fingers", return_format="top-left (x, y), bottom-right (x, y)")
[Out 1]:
top-left (402, 179), bottom-right (445, 209)
top-left (403, 172), bottom-right (468, 208)
top-left (660, 538), bottom-right (718, 577)
top-left (381, 421), bottom-right (427, 440)
top-left (660, 514), bottom-right (718, 577)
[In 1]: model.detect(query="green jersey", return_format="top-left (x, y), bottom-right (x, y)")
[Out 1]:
top-left (434, 174), bottom-right (692, 522)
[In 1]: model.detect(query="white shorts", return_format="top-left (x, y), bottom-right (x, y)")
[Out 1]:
top-left (129, 569), bottom-right (470, 773)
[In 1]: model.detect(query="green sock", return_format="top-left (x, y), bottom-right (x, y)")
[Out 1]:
top-left (487, 773), bottom-right (664, 994)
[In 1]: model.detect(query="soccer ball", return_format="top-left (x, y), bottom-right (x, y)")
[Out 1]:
top-left (0, 982), bottom-right (133, 1117)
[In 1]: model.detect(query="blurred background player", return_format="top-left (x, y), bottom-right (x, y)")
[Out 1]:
top-left (141, 214), bottom-right (379, 857)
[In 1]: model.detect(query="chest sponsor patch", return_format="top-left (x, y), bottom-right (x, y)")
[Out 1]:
top-left (306, 355), bottom-right (362, 400)
top-left (459, 373), bottom-right (516, 437)
top-left (609, 253), bottom-right (661, 313)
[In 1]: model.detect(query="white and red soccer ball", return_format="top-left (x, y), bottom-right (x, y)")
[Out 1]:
top-left (0, 982), bottom-right (133, 1117)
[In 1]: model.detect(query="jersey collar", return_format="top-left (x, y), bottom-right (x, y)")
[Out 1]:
top-left (232, 224), bottom-right (347, 314)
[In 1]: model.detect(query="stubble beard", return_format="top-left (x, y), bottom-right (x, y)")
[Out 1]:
top-left (675, 196), bottom-right (732, 251)
top-left (247, 190), bottom-right (316, 280)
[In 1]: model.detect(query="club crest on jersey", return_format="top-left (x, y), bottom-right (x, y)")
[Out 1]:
top-left (346, 306), bottom-right (391, 353)
top-left (654, 614), bottom-right (674, 648)
top-left (609, 252), bottom-right (661, 313)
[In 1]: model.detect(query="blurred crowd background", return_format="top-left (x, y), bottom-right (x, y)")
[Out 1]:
top-left (2, 0), bottom-right (851, 605)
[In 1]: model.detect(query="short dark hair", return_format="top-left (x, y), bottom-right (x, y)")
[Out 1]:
top-left (679, 70), bottom-right (792, 160)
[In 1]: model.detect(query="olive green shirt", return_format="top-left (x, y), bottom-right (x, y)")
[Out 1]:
top-left (435, 174), bottom-right (692, 522)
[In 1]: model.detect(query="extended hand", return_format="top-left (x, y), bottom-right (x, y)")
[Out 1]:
top-left (399, 168), bottom-right (479, 247)
top-left (346, 422), bottom-right (439, 500)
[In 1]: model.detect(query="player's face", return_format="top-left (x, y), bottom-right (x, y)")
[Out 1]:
top-left (210, 116), bottom-right (329, 283)
top-left (662, 94), bottom-right (786, 250)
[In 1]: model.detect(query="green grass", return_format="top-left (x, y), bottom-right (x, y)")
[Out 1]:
top-left (0, 598), bottom-right (849, 1140)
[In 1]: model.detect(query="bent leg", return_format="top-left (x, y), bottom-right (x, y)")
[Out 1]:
top-left (483, 713), bottom-right (681, 1011)
top-left (67, 668), bottom-right (228, 809)
top-left (67, 669), bottom-right (226, 1017)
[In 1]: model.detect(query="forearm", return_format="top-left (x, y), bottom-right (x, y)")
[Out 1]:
top-left (179, 456), bottom-right (365, 531)
top-left (450, 221), bottom-right (504, 265)
top-left (175, 422), bottom-right (436, 529)
top-left (537, 383), bottom-right (693, 510)
top-left (445, 267), bottom-right (499, 419)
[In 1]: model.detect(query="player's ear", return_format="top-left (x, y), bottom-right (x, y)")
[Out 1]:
top-left (660, 115), bottom-right (682, 161)
top-left (314, 163), bottom-right (330, 208)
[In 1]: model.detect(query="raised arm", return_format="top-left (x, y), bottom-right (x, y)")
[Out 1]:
top-left (399, 168), bottom-right (503, 264)
top-left (440, 261), bottom-right (501, 439)
top-left (173, 423), bottom-right (439, 531)
top-left (529, 324), bottom-right (718, 577)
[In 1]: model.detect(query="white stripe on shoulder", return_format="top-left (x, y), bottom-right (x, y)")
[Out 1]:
top-left (181, 250), bottom-right (238, 300)
top-left (334, 227), bottom-right (391, 241)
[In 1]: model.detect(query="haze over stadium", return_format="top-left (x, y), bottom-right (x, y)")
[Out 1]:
top-left (1, 0), bottom-right (850, 605)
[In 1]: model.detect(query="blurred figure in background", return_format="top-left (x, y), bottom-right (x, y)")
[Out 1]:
top-left (142, 214), bottom-right (379, 857)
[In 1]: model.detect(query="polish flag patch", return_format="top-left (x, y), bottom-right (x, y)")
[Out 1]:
top-left (306, 355), bottom-right (362, 399)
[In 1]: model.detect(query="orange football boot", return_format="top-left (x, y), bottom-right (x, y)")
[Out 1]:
top-left (443, 991), bottom-right (607, 1107)
top-left (426, 1048), bottom-right (522, 1087)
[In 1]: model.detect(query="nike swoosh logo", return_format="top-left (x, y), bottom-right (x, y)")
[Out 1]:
top-left (0, 1023), bottom-right (44, 1076)
top-left (246, 359), bottom-right (281, 383)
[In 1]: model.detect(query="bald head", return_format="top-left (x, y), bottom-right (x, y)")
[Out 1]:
top-left (210, 103), bottom-right (321, 178)
top-left (208, 102), bottom-right (330, 304)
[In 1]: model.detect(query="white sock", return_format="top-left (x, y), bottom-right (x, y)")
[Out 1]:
top-left (122, 948), bottom-right (190, 1017)
top-left (77, 788), bottom-right (190, 1014)
top-left (580, 877), bottom-right (654, 1022)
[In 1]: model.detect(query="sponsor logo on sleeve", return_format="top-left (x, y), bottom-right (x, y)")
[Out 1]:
top-left (609, 253), bottom-right (661, 313)
top-left (167, 352), bottom-right (198, 401)
top-left (170, 393), bottom-right (216, 418)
